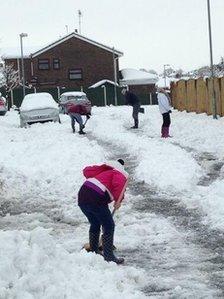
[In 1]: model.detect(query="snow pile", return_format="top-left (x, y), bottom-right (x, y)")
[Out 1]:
top-left (0, 112), bottom-right (105, 222)
top-left (192, 178), bottom-right (224, 230)
top-left (172, 111), bottom-right (224, 156)
top-left (0, 227), bottom-right (146, 299)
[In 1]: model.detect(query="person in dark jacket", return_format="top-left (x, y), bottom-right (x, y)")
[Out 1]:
top-left (121, 88), bottom-right (140, 128)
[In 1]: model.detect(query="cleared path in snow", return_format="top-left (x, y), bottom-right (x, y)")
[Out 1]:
top-left (88, 107), bottom-right (224, 297)
top-left (86, 134), bottom-right (223, 297)
top-left (1, 109), bottom-right (224, 298)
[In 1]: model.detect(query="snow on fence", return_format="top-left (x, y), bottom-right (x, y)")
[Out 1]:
top-left (171, 77), bottom-right (224, 116)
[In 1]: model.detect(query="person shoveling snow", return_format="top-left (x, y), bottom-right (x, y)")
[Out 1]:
top-left (121, 88), bottom-right (144, 129)
top-left (78, 159), bottom-right (129, 264)
top-left (65, 102), bottom-right (91, 135)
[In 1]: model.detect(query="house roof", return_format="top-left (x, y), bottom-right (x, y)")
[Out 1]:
top-left (120, 68), bottom-right (158, 85)
top-left (89, 79), bottom-right (119, 89)
top-left (1, 47), bottom-right (39, 59)
top-left (2, 32), bottom-right (123, 59)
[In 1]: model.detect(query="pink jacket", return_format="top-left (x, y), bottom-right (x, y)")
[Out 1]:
top-left (83, 162), bottom-right (129, 203)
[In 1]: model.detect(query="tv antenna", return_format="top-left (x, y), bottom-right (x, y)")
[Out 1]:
top-left (78, 10), bottom-right (82, 34)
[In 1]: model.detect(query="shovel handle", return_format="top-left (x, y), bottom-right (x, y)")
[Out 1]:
top-left (111, 208), bottom-right (116, 217)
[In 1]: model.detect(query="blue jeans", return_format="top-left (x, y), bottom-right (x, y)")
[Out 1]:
top-left (70, 113), bottom-right (83, 131)
top-left (79, 203), bottom-right (115, 234)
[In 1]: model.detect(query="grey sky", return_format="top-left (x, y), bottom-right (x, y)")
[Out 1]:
top-left (0, 0), bottom-right (224, 72)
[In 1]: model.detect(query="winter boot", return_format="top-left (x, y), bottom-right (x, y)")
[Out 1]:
top-left (102, 233), bottom-right (124, 264)
top-left (161, 126), bottom-right (166, 138)
top-left (131, 119), bottom-right (138, 129)
top-left (79, 125), bottom-right (86, 135)
top-left (166, 126), bottom-right (172, 138)
top-left (79, 130), bottom-right (86, 135)
top-left (89, 231), bottom-right (100, 253)
top-left (162, 127), bottom-right (172, 138)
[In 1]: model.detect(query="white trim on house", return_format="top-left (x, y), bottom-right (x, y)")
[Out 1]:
top-left (31, 32), bottom-right (123, 58)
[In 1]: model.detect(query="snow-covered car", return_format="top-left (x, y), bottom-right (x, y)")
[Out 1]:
top-left (59, 91), bottom-right (91, 114)
top-left (0, 95), bottom-right (7, 116)
top-left (20, 93), bottom-right (60, 128)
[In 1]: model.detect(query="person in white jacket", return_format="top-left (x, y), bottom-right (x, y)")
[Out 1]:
top-left (157, 88), bottom-right (172, 138)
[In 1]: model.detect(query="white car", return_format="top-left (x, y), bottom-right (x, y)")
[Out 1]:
top-left (20, 93), bottom-right (60, 128)
top-left (59, 91), bottom-right (91, 114)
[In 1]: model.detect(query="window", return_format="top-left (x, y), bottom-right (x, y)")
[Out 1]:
top-left (69, 69), bottom-right (82, 80)
top-left (53, 58), bottom-right (60, 70)
top-left (38, 59), bottom-right (50, 70)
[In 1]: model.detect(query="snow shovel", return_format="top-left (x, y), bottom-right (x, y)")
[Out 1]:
top-left (139, 107), bottom-right (145, 114)
top-left (83, 208), bottom-right (117, 252)
top-left (82, 114), bottom-right (90, 129)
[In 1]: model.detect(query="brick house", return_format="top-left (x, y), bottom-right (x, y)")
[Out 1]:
top-left (3, 32), bottom-right (123, 90)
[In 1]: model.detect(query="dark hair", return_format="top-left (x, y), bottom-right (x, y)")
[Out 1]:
top-left (117, 159), bottom-right (124, 165)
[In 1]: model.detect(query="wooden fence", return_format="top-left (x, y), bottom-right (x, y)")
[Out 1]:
top-left (170, 77), bottom-right (224, 116)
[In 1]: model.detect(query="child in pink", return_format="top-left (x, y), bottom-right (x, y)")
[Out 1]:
top-left (78, 159), bottom-right (128, 264)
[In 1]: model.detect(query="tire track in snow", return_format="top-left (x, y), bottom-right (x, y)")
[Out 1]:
top-left (88, 133), bottom-right (224, 298)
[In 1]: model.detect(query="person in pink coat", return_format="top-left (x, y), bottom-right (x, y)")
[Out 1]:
top-left (78, 159), bottom-right (128, 264)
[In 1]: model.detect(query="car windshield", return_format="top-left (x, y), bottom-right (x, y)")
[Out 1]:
top-left (67, 95), bottom-right (87, 101)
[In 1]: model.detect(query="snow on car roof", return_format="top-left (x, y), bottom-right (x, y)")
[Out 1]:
top-left (20, 93), bottom-right (59, 112)
top-left (60, 92), bottom-right (86, 97)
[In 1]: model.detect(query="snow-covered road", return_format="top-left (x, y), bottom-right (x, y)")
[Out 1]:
top-left (1, 107), bottom-right (224, 298)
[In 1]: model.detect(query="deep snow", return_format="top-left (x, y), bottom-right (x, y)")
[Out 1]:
top-left (0, 106), bottom-right (224, 298)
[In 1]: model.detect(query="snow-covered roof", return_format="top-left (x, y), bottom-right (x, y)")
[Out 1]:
top-left (1, 47), bottom-right (39, 59)
top-left (89, 79), bottom-right (119, 89)
top-left (60, 91), bottom-right (86, 97)
top-left (2, 32), bottom-right (123, 59)
top-left (156, 76), bottom-right (192, 88)
top-left (20, 93), bottom-right (58, 111)
top-left (120, 68), bottom-right (158, 86)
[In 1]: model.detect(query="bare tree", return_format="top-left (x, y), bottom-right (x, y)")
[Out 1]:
top-left (0, 63), bottom-right (20, 100)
